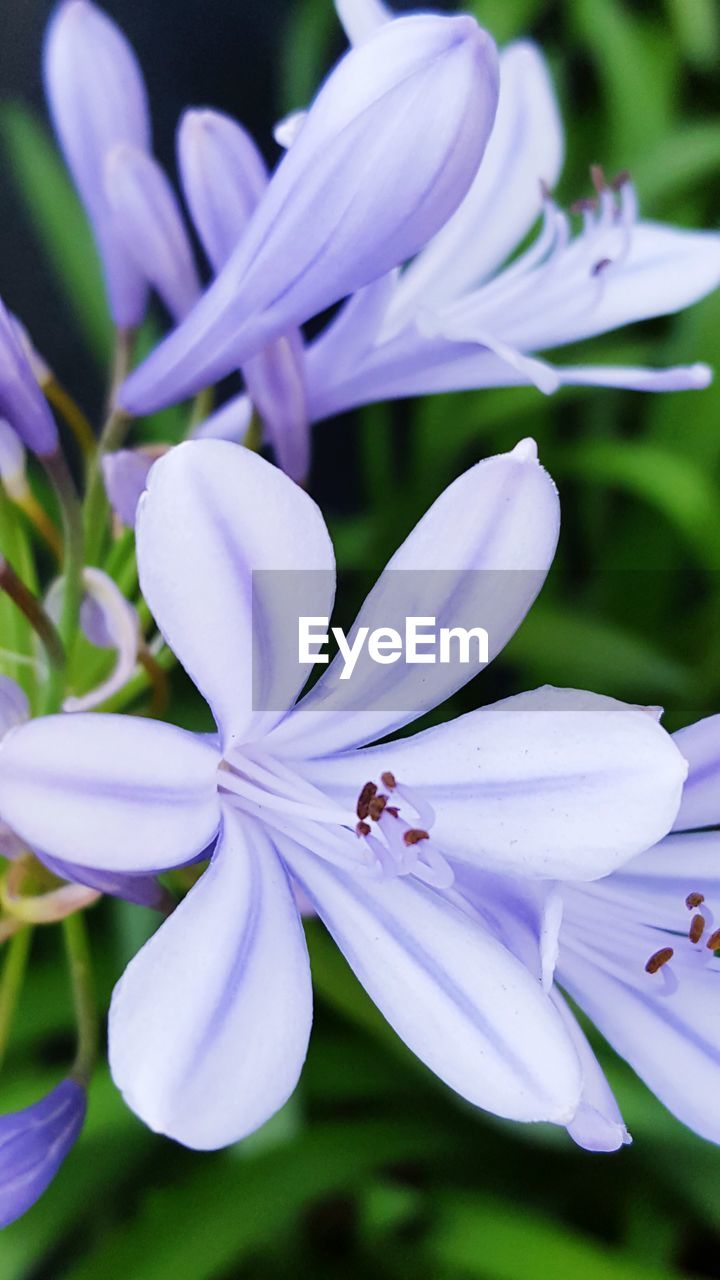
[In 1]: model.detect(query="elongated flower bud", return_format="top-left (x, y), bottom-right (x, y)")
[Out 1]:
top-left (0, 301), bottom-right (57, 456)
top-left (0, 1079), bottom-right (86, 1227)
top-left (105, 145), bottom-right (201, 323)
top-left (102, 448), bottom-right (155, 527)
top-left (120, 14), bottom-right (499, 413)
top-left (44, 0), bottom-right (151, 329)
top-left (178, 109), bottom-right (268, 272)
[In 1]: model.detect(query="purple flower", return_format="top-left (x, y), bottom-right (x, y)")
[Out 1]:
top-left (0, 440), bottom-right (685, 1148)
top-left (101, 449), bottom-right (156, 528)
top-left (304, 16), bottom-right (720, 420)
top-left (0, 1079), bottom-right (86, 1228)
top-left (0, 300), bottom-right (57, 456)
top-left (44, 0), bottom-right (151, 329)
top-left (119, 13), bottom-right (499, 415)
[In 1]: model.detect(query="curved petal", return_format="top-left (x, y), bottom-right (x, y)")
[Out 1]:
top-left (298, 688), bottom-right (686, 881)
top-left (335, 0), bottom-right (391, 45)
top-left (673, 714), bottom-right (720, 831)
top-left (269, 440), bottom-right (559, 757)
top-left (279, 833), bottom-right (581, 1124)
top-left (0, 713), bottom-right (220, 872)
top-left (550, 989), bottom-right (630, 1153)
top-left (559, 886), bottom-right (720, 1144)
top-left (39, 851), bottom-right (170, 912)
top-left (0, 1079), bottom-right (86, 1228)
top-left (243, 332), bottom-right (310, 484)
top-left (136, 440), bottom-right (335, 748)
top-left (109, 808), bottom-right (312, 1149)
top-left (0, 676), bottom-right (29, 738)
top-left (393, 41), bottom-right (564, 321)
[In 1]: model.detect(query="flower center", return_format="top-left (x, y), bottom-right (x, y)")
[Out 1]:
top-left (353, 772), bottom-right (453, 889)
top-left (644, 889), bottom-right (720, 997)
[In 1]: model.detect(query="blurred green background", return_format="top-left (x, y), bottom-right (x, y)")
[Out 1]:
top-left (1, 0), bottom-right (720, 1275)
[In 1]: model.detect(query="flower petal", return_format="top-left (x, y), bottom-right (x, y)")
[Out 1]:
top-left (269, 440), bottom-right (558, 757)
top-left (673, 714), bottom-right (720, 831)
top-left (39, 851), bottom-right (170, 912)
top-left (299, 688), bottom-right (686, 881)
top-left (109, 808), bottom-right (312, 1149)
top-left (101, 449), bottom-right (155, 526)
top-left (279, 833), bottom-right (581, 1124)
top-left (550, 989), bottom-right (630, 1153)
top-left (177, 108), bottom-right (268, 273)
top-left (392, 41), bottom-right (564, 321)
top-left (0, 1079), bottom-right (86, 1228)
top-left (553, 362), bottom-right (712, 393)
top-left (0, 676), bottom-right (29, 739)
top-left (0, 713), bottom-right (220, 871)
top-left (560, 883), bottom-right (720, 1143)
top-left (120, 15), bottom-right (499, 413)
top-left (0, 299), bottom-right (58, 456)
top-left (335, 0), bottom-right (391, 44)
top-left (136, 440), bottom-right (335, 748)
top-left (243, 332), bottom-right (310, 484)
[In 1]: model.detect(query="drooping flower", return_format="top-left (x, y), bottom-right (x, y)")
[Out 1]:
top-left (0, 1079), bottom-right (87, 1228)
top-left (0, 300), bottom-right (57, 457)
top-left (118, 13), bottom-right (500, 414)
top-left (44, 0), bottom-right (152, 329)
top-left (0, 439), bottom-right (686, 1148)
top-left (301, 5), bottom-right (720, 420)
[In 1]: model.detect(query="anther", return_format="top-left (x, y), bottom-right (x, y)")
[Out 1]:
top-left (706, 929), bottom-right (720, 952)
top-left (689, 914), bottom-right (705, 944)
top-left (645, 947), bottom-right (674, 975)
top-left (570, 196), bottom-right (598, 214)
top-left (592, 257), bottom-right (612, 276)
top-left (356, 781), bottom-right (377, 821)
top-left (356, 821), bottom-right (371, 838)
top-left (611, 169), bottom-right (631, 191)
top-left (403, 828), bottom-right (430, 847)
top-left (381, 772), bottom-right (397, 790)
top-left (590, 163), bottom-right (606, 193)
top-left (686, 891), bottom-right (705, 910)
top-left (368, 793), bottom-right (388, 822)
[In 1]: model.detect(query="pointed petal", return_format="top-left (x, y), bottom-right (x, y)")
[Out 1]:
top-left (120, 15), bottom-right (499, 413)
top-left (136, 440), bottom-right (335, 748)
top-left (673, 714), bottom-right (720, 831)
top-left (109, 808), bottom-right (312, 1149)
top-left (0, 1079), bottom-right (86, 1228)
top-left (299, 687), bottom-right (686, 880)
top-left (0, 299), bottom-right (58, 456)
top-left (269, 440), bottom-right (558, 757)
top-left (550, 989), bottom-right (630, 1153)
top-left (335, 0), bottom-right (391, 44)
top-left (105, 144), bottom-right (201, 323)
top-left (243, 332), bottom-right (310, 483)
top-left (38, 851), bottom-right (170, 912)
top-left (280, 833), bottom-right (581, 1124)
top-left (0, 713), bottom-right (220, 871)
top-left (177, 108), bottom-right (268, 272)
top-left (560, 885), bottom-right (720, 1143)
top-left (43, 0), bottom-right (151, 328)
top-left (393, 41), bottom-right (564, 320)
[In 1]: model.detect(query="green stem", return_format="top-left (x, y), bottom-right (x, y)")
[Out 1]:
top-left (0, 555), bottom-right (66, 674)
top-left (42, 450), bottom-right (84, 715)
top-left (0, 927), bottom-right (32, 1071)
top-left (62, 913), bottom-right (97, 1084)
top-left (83, 328), bottom-right (135, 565)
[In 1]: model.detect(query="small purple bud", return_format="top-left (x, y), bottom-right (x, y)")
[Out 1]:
top-left (177, 108), bottom-right (268, 273)
top-left (0, 1079), bottom-right (86, 1227)
top-left (120, 14), bottom-right (500, 413)
top-left (102, 448), bottom-right (154, 527)
top-left (105, 145), bottom-right (201, 323)
top-left (0, 301), bottom-right (58, 456)
top-left (44, 0), bottom-right (152, 329)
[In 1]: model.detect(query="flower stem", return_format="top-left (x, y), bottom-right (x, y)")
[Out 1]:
top-left (62, 913), bottom-right (97, 1085)
top-left (0, 926), bottom-right (32, 1071)
top-left (44, 379), bottom-right (96, 459)
top-left (42, 450), bottom-right (84, 714)
top-left (83, 328), bottom-right (135, 565)
top-left (12, 490), bottom-right (63, 562)
top-left (0, 555), bottom-right (66, 673)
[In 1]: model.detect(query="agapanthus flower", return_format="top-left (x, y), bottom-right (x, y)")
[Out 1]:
top-left (0, 1079), bottom-right (87, 1228)
top-left (302, 2), bottom-right (720, 419)
top-left (0, 298), bottom-right (57, 456)
top-left (44, 0), bottom-right (152, 330)
top-left (0, 439), bottom-right (685, 1148)
top-left (118, 12), bottom-right (500, 414)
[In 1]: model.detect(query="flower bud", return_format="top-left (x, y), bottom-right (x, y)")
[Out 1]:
top-left (102, 448), bottom-right (155, 527)
top-left (120, 14), bottom-right (499, 413)
top-left (0, 1079), bottom-right (86, 1227)
top-left (177, 108), bottom-right (267, 272)
top-left (44, 0), bottom-right (151, 329)
top-left (0, 301), bottom-right (57, 456)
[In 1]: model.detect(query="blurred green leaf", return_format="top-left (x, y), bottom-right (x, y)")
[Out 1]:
top-left (280, 0), bottom-right (338, 114)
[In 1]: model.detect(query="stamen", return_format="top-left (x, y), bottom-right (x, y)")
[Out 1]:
top-left (706, 929), bottom-right (720, 952)
top-left (356, 781), bottom-right (377, 821)
top-left (645, 947), bottom-right (674, 975)
top-left (590, 163), bottom-right (606, 193)
top-left (611, 169), bottom-right (631, 191)
top-left (686, 891), bottom-right (705, 910)
top-left (368, 793), bottom-right (388, 821)
top-left (689, 913), bottom-right (705, 944)
top-left (356, 821), bottom-right (371, 838)
top-left (380, 771), bottom-right (396, 790)
top-left (403, 828), bottom-right (430, 846)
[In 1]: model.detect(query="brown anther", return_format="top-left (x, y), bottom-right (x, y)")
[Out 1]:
top-left (368, 794), bottom-right (388, 822)
top-left (570, 196), bottom-right (598, 214)
top-left (645, 947), bottom-right (674, 975)
top-left (611, 169), bottom-right (631, 191)
top-left (590, 163), bottom-right (606, 193)
top-left (356, 781), bottom-right (377, 821)
top-left (385, 805), bottom-right (400, 819)
top-left (689, 914), bottom-right (705, 944)
top-left (403, 828), bottom-right (430, 847)
top-left (592, 257), bottom-right (612, 276)
top-left (706, 929), bottom-right (720, 953)
top-left (356, 821), bottom-right (371, 838)
top-left (381, 771), bottom-right (397, 790)
top-left (686, 891), bottom-right (705, 910)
